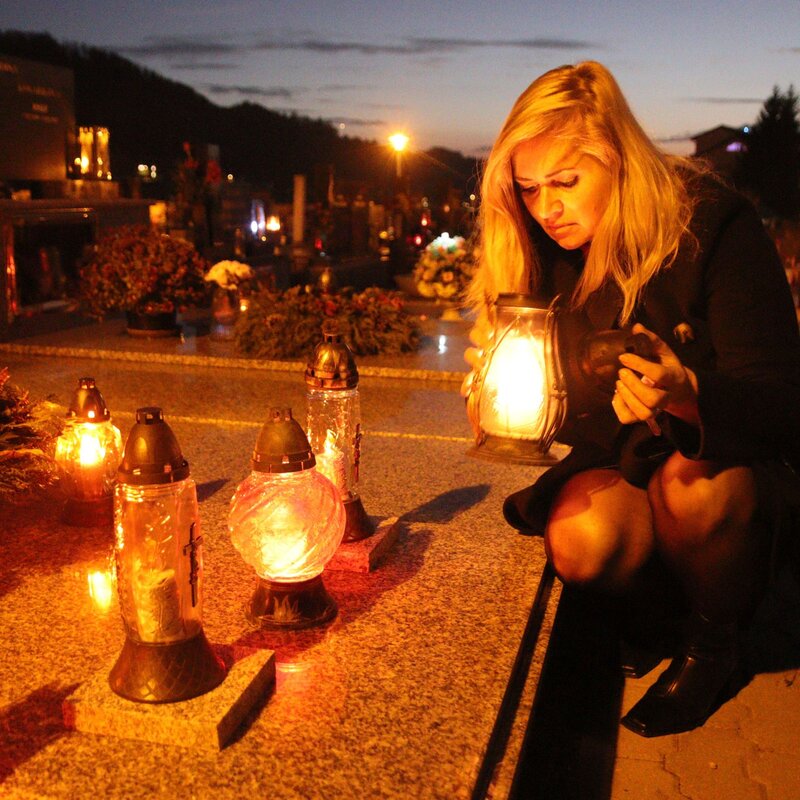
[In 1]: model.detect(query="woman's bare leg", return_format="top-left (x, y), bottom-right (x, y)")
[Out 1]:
top-left (545, 468), bottom-right (655, 592)
top-left (622, 453), bottom-right (765, 737)
top-left (647, 453), bottom-right (763, 622)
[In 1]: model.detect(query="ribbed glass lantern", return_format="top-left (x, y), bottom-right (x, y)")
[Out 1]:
top-left (229, 407), bottom-right (346, 629)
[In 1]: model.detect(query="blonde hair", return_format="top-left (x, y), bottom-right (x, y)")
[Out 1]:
top-left (468, 61), bottom-right (699, 324)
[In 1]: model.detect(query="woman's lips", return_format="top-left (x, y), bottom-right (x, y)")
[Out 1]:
top-left (546, 223), bottom-right (573, 237)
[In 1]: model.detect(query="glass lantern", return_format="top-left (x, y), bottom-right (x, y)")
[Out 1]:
top-left (229, 407), bottom-right (346, 629)
top-left (109, 407), bottom-right (226, 703)
top-left (54, 377), bottom-right (122, 526)
top-left (467, 294), bottom-right (567, 465)
top-left (466, 294), bottom-right (658, 465)
top-left (305, 320), bottom-right (374, 541)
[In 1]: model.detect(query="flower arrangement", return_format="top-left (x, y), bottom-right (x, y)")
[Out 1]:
top-left (0, 367), bottom-right (63, 502)
top-left (204, 260), bottom-right (254, 290)
top-left (235, 286), bottom-right (421, 359)
top-left (79, 225), bottom-right (210, 318)
top-left (413, 232), bottom-right (475, 301)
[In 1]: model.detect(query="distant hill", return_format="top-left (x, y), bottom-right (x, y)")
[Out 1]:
top-left (0, 30), bottom-right (479, 202)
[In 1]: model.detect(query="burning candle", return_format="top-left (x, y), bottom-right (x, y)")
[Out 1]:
top-left (87, 569), bottom-right (115, 614)
top-left (229, 408), bottom-right (345, 629)
top-left (313, 430), bottom-right (347, 496)
top-left (54, 378), bottom-right (122, 525)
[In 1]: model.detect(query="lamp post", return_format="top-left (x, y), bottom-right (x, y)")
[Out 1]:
top-left (466, 294), bottom-right (654, 464)
top-left (388, 132), bottom-right (410, 180)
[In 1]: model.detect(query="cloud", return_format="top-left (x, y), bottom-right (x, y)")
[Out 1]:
top-left (327, 117), bottom-right (386, 127)
top-left (206, 84), bottom-right (296, 100)
top-left (409, 36), bottom-right (597, 51)
top-left (685, 96), bottom-right (764, 104)
top-left (119, 32), bottom-right (600, 66)
top-left (120, 37), bottom-right (239, 57)
top-left (318, 84), bottom-right (365, 92)
top-left (171, 62), bottom-right (240, 71)
top-left (253, 36), bottom-right (599, 56)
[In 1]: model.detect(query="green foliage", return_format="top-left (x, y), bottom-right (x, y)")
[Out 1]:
top-left (235, 286), bottom-right (422, 360)
top-left (0, 368), bottom-right (64, 502)
top-left (737, 85), bottom-right (800, 220)
top-left (79, 225), bottom-right (210, 318)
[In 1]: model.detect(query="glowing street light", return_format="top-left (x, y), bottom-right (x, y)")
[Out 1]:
top-left (388, 132), bottom-right (410, 179)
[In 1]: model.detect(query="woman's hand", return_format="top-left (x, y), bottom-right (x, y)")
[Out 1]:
top-left (612, 323), bottom-right (699, 428)
top-left (461, 314), bottom-right (494, 398)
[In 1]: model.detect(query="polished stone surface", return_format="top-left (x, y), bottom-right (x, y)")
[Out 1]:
top-left (0, 317), bottom-right (560, 799)
top-left (64, 647), bottom-right (276, 750)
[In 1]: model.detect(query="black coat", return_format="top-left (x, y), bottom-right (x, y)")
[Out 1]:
top-left (504, 175), bottom-right (800, 534)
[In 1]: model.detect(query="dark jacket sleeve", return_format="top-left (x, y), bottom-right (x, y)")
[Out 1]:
top-left (666, 198), bottom-right (800, 466)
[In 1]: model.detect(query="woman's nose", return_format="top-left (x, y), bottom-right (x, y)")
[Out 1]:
top-left (536, 187), bottom-right (562, 222)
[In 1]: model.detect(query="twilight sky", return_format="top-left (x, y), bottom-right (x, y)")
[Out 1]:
top-left (1, 0), bottom-right (798, 158)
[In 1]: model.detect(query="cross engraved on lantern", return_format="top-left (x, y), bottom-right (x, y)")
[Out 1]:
top-left (183, 522), bottom-right (203, 608)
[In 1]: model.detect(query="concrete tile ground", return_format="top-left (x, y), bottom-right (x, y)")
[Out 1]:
top-left (612, 568), bottom-right (800, 800)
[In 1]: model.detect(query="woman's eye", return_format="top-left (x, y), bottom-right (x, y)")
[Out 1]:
top-left (556, 176), bottom-right (578, 188)
top-left (518, 184), bottom-right (538, 196)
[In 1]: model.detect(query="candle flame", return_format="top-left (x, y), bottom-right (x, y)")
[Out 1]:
top-left (482, 330), bottom-right (546, 437)
top-left (78, 429), bottom-right (106, 466)
top-left (323, 429), bottom-right (339, 454)
top-left (87, 569), bottom-right (115, 613)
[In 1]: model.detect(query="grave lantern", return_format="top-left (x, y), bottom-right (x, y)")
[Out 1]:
top-left (109, 407), bottom-right (225, 703)
top-left (305, 320), bottom-right (374, 541)
top-left (229, 408), bottom-right (345, 629)
top-left (54, 377), bottom-right (122, 526)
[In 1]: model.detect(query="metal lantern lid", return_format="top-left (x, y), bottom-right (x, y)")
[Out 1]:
top-left (251, 407), bottom-right (316, 473)
top-left (118, 407), bottom-right (190, 485)
top-left (305, 320), bottom-right (359, 390)
top-left (66, 377), bottom-right (111, 422)
top-left (494, 292), bottom-right (550, 310)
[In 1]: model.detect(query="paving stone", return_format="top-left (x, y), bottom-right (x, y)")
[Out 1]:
top-left (617, 723), bottom-right (679, 764)
top-left (665, 728), bottom-right (764, 800)
top-left (738, 672), bottom-right (800, 754)
top-left (611, 756), bottom-right (682, 799)
top-left (747, 748), bottom-right (800, 800)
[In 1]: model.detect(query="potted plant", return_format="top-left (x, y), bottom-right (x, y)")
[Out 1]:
top-left (204, 259), bottom-right (255, 329)
top-left (412, 232), bottom-right (475, 319)
top-left (79, 225), bottom-right (210, 336)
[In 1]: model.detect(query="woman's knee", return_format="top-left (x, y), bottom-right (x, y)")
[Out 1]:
top-left (545, 514), bottom-right (618, 585)
top-left (545, 470), bottom-right (651, 588)
top-left (648, 453), bottom-right (757, 548)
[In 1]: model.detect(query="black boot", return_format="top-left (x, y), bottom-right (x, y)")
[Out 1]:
top-left (616, 561), bottom-right (687, 679)
top-left (620, 612), bottom-right (744, 737)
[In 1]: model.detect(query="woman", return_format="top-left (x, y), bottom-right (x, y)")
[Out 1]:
top-left (465, 61), bottom-right (800, 737)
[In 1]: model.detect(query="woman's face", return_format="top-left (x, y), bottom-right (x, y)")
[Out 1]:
top-left (511, 136), bottom-right (612, 251)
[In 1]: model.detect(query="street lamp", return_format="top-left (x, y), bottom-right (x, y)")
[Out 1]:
top-left (388, 132), bottom-right (409, 179)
